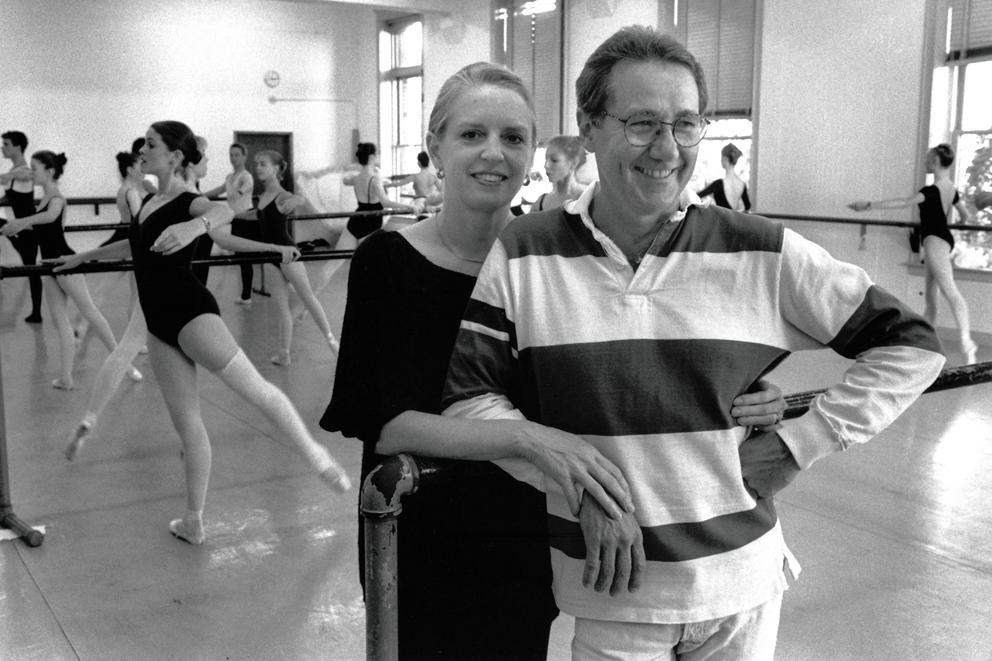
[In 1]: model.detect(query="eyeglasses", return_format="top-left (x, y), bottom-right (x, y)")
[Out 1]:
top-left (601, 110), bottom-right (709, 148)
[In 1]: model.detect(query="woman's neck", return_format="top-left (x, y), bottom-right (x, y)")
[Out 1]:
top-left (263, 178), bottom-right (283, 195)
top-left (41, 180), bottom-right (58, 197)
top-left (435, 201), bottom-right (512, 261)
top-left (933, 168), bottom-right (952, 184)
top-left (553, 175), bottom-right (575, 195)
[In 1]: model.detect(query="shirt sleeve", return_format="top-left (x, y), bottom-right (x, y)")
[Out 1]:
top-left (320, 234), bottom-right (443, 447)
top-left (440, 238), bottom-right (551, 492)
top-left (775, 229), bottom-right (946, 469)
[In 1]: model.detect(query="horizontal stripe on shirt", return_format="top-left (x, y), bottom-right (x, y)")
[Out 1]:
top-left (547, 497), bottom-right (776, 563)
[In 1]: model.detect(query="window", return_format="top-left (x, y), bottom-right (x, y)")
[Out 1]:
top-left (930, 0), bottom-right (992, 269)
top-left (675, 0), bottom-right (756, 204)
top-left (492, 1), bottom-right (562, 141)
top-left (379, 18), bottom-right (423, 177)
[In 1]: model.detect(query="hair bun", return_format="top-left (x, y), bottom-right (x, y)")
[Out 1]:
top-left (56, 152), bottom-right (68, 167)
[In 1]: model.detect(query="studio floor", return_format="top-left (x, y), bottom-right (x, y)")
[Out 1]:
top-left (0, 251), bottom-right (989, 661)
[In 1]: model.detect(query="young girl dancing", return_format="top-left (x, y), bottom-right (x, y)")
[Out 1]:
top-left (213, 150), bottom-right (339, 363)
top-left (55, 121), bottom-right (349, 545)
top-left (1, 151), bottom-right (121, 390)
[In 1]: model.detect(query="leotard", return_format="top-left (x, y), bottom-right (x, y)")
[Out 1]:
top-left (130, 192), bottom-right (220, 348)
top-left (2, 184), bottom-right (41, 265)
top-left (698, 178), bottom-right (751, 211)
top-left (257, 198), bottom-right (295, 246)
top-left (347, 178), bottom-right (383, 240)
top-left (33, 196), bottom-right (75, 260)
top-left (918, 185), bottom-right (958, 250)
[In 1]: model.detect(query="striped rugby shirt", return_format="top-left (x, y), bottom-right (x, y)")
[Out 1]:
top-left (442, 183), bottom-right (945, 623)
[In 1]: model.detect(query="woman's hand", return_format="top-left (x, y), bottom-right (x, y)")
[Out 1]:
top-left (847, 201), bottom-right (871, 212)
top-left (731, 379), bottom-right (786, 431)
top-left (151, 218), bottom-right (204, 255)
top-left (49, 254), bottom-right (85, 273)
top-left (0, 219), bottom-right (26, 236)
top-left (518, 422), bottom-right (634, 520)
top-left (274, 245), bottom-right (300, 264)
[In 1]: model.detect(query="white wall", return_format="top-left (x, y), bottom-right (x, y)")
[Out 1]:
top-left (757, 0), bottom-right (991, 338)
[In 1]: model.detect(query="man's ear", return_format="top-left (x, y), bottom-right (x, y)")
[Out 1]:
top-left (576, 111), bottom-right (596, 153)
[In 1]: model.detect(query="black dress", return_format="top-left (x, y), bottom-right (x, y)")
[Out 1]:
top-left (918, 185), bottom-right (958, 250)
top-left (698, 178), bottom-right (751, 211)
top-left (321, 230), bottom-right (557, 661)
top-left (130, 192), bottom-right (220, 348)
top-left (33, 196), bottom-right (74, 260)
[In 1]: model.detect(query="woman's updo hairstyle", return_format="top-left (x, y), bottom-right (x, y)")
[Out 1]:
top-left (546, 135), bottom-right (586, 169)
top-left (150, 120), bottom-right (202, 167)
top-left (256, 149), bottom-right (287, 179)
top-left (427, 61), bottom-right (536, 144)
top-left (32, 150), bottom-right (67, 180)
top-left (356, 142), bottom-right (377, 165)
top-left (116, 151), bottom-right (138, 178)
top-left (721, 143), bottom-right (743, 166)
top-left (931, 143), bottom-right (955, 168)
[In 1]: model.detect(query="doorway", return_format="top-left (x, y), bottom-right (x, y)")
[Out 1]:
top-left (233, 131), bottom-right (294, 196)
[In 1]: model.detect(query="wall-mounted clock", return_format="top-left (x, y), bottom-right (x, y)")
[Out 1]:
top-left (263, 70), bottom-right (281, 88)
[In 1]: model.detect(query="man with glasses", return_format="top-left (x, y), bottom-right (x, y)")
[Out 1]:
top-left (443, 26), bottom-right (944, 660)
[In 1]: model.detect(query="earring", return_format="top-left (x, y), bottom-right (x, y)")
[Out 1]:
top-left (436, 168), bottom-right (444, 180)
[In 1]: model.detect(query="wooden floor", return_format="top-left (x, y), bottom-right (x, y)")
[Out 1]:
top-left (0, 256), bottom-right (989, 661)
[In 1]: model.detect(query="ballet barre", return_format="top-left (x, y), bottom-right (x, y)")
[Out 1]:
top-left (0, 244), bottom-right (358, 547)
top-left (59, 208), bottom-right (407, 233)
top-left (359, 360), bottom-right (992, 661)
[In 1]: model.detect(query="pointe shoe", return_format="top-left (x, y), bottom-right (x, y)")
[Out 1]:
top-left (962, 338), bottom-right (978, 365)
top-left (270, 351), bottom-right (291, 366)
top-left (327, 333), bottom-right (340, 354)
top-left (169, 518), bottom-right (205, 545)
top-left (235, 297), bottom-right (252, 306)
top-left (319, 463), bottom-right (352, 494)
top-left (127, 366), bottom-right (144, 382)
top-left (52, 378), bottom-right (77, 391)
top-left (65, 419), bottom-right (94, 461)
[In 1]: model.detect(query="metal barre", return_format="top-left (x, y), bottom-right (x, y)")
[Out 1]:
top-left (0, 248), bottom-right (356, 279)
top-left (60, 208), bottom-right (405, 233)
top-left (359, 359), bottom-right (992, 661)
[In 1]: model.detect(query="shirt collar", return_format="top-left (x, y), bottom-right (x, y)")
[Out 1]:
top-left (565, 181), bottom-right (695, 237)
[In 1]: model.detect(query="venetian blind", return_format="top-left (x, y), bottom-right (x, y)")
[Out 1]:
top-left (946, 0), bottom-right (992, 61)
top-left (685, 0), bottom-right (756, 117)
top-left (509, 1), bottom-right (562, 140)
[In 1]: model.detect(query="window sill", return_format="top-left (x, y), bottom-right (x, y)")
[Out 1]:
top-left (905, 261), bottom-right (992, 282)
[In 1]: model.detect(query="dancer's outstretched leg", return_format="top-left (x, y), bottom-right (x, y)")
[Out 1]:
top-left (267, 265), bottom-right (293, 366)
top-left (45, 278), bottom-right (77, 389)
top-left (294, 228), bottom-right (356, 321)
top-left (66, 308), bottom-right (148, 460)
top-left (178, 315), bottom-right (350, 492)
top-left (148, 334), bottom-right (210, 545)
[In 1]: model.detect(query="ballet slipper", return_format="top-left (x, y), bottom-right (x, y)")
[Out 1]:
top-left (52, 378), bottom-right (77, 391)
top-left (962, 338), bottom-right (978, 365)
top-left (169, 518), bottom-right (205, 545)
top-left (319, 463), bottom-right (352, 494)
top-left (65, 418), bottom-right (94, 461)
top-left (127, 366), bottom-right (144, 382)
top-left (235, 297), bottom-right (252, 306)
top-left (270, 351), bottom-right (291, 366)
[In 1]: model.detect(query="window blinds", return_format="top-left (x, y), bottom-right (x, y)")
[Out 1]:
top-left (947, 0), bottom-right (992, 61)
top-left (685, 0), bottom-right (756, 117)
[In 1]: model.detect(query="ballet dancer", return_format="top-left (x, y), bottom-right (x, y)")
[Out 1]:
top-left (1, 150), bottom-right (121, 390)
top-left (698, 142), bottom-right (751, 211)
top-left (54, 121), bottom-right (349, 545)
top-left (64, 151), bottom-right (151, 460)
top-left (531, 135), bottom-right (586, 211)
top-left (849, 143), bottom-right (978, 363)
top-left (211, 149), bottom-right (340, 363)
top-left (1, 130), bottom-right (43, 322)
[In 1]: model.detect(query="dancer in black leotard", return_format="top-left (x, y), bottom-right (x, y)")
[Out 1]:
top-left (55, 121), bottom-right (349, 545)
top-left (0, 151), bottom-right (120, 389)
top-left (210, 149), bottom-right (338, 365)
top-left (849, 143), bottom-right (977, 363)
top-left (697, 143), bottom-right (751, 211)
top-left (1, 130), bottom-right (43, 322)
top-left (345, 142), bottom-right (415, 240)
top-left (532, 135), bottom-right (586, 212)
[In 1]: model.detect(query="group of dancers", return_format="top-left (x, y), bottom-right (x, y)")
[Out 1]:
top-left (2, 124), bottom-right (351, 546)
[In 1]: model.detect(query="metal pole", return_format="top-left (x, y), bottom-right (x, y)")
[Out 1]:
top-left (0, 343), bottom-right (44, 547)
top-left (360, 454), bottom-right (422, 661)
